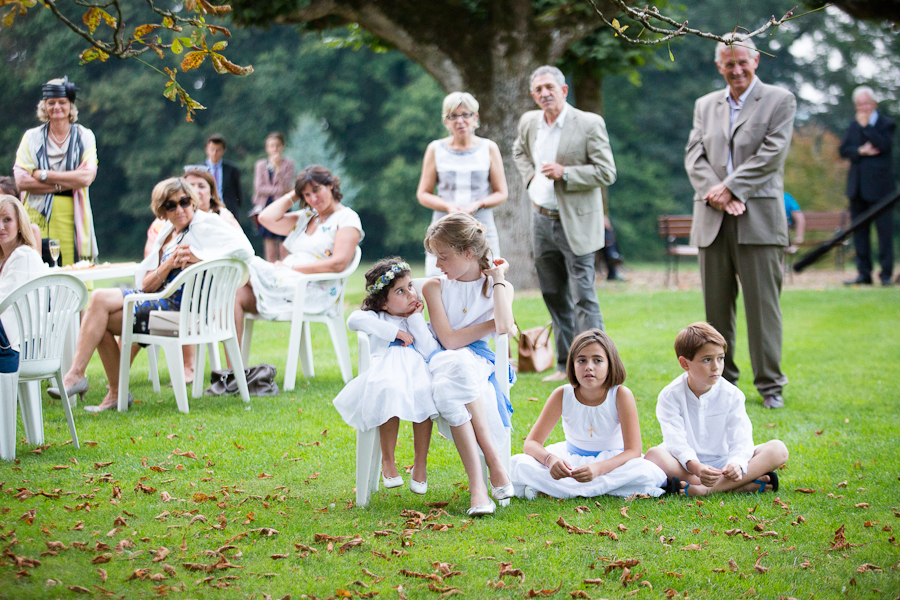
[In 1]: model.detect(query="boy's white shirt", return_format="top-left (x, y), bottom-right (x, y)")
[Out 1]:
top-left (346, 309), bottom-right (441, 361)
top-left (656, 372), bottom-right (755, 474)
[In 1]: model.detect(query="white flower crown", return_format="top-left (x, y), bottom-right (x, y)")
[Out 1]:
top-left (366, 262), bottom-right (410, 295)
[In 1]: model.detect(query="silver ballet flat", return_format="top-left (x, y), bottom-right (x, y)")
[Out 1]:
top-left (491, 482), bottom-right (514, 501)
top-left (466, 500), bottom-right (496, 517)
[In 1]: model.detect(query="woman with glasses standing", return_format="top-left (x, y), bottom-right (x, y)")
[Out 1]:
top-left (14, 77), bottom-right (98, 267)
top-left (50, 178), bottom-right (253, 412)
top-left (416, 92), bottom-right (508, 276)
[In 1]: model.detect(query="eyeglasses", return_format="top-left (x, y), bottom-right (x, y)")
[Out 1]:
top-left (184, 164), bottom-right (210, 173)
top-left (164, 196), bottom-right (192, 212)
top-left (444, 112), bottom-right (475, 121)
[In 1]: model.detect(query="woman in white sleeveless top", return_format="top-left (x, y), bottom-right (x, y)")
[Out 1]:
top-left (417, 92), bottom-right (508, 277)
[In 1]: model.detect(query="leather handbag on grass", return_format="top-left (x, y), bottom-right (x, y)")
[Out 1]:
top-left (205, 364), bottom-right (279, 397)
top-left (515, 321), bottom-right (554, 373)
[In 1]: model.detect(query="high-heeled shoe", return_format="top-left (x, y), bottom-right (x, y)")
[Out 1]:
top-left (84, 393), bottom-right (134, 413)
top-left (466, 500), bottom-right (496, 517)
top-left (382, 474), bottom-right (404, 489)
top-left (409, 479), bottom-right (428, 495)
top-left (491, 482), bottom-right (514, 501)
top-left (47, 377), bottom-right (88, 401)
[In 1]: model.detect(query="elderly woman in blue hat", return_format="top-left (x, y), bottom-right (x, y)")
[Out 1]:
top-left (14, 76), bottom-right (98, 267)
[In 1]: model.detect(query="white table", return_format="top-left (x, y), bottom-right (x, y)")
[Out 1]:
top-left (20, 263), bottom-right (139, 445)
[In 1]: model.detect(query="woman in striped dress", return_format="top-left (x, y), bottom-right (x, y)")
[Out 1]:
top-left (416, 92), bottom-right (508, 277)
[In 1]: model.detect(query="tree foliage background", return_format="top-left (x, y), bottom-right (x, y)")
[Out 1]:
top-left (0, 1), bottom-right (896, 264)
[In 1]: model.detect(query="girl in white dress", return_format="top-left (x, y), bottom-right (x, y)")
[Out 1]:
top-left (333, 258), bottom-right (440, 494)
top-left (422, 213), bottom-right (516, 517)
top-left (511, 329), bottom-right (667, 499)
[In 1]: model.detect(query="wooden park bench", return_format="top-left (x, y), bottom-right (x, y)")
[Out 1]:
top-left (660, 210), bottom-right (851, 286)
top-left (785, 210), bottom-right (852, 272)
top-left (658, 215), bottom-right (697, 286)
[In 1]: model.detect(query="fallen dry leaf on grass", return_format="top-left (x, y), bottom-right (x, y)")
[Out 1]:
top-left (794, 488), bottom-right (816, 494)
top-left (855, 503), bottom-right (870, 509)
top-left (754, 552), bottom-right (769, 573)
top-left (605, 559), bottom-right (640, 573)
top-left (399, 569), bottom-right (442, 583)
top-left (681, 544), bottom-right (702, 551)
top-left (526, 582), bottom-right (562, 597)
top-left (172, 449), bottom-right (198, 459)
top-left (828, 525), bottom-right (851, 551)
top-left (339, 536), bottom-right (364, 554)
top-left (569, 591), bottom-right (590, 598)
top-left (729, 559), bottom-right (739, 572)
top-left (556, 517), bottom-right (592, 535)
top-left (856, 563), bottom-right (882, 573)
top-left (583, 578), bottom-right (603, 585)
top-left (498, 562), bottom-right (525, 583)
top-left (664, 589), bottom-right (679, 598)
top-left (620, 506), bottom-right (630, 519)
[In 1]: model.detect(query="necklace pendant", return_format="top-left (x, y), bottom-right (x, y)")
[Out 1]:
top-left (462, 308), bottom-right (467, 313)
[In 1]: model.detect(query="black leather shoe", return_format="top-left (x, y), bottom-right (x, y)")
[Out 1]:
top-left (844, 276), bottom-right (873, 285)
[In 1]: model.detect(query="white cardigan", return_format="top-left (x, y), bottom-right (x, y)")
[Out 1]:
top-left (347, 309), bottom-right (441, 361)
top-left (136, 209), bottom-right (254, 287)
top-left (0, 245), bottom-right (48, 351)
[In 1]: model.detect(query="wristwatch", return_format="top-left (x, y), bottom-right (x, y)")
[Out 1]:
top-left (561, 168), bottom-right (568, 183)
top-left (39, 170), bottom-right (48, 182)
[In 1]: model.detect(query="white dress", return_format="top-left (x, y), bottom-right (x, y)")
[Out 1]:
top-left (333, 310), bottom-right (440, 431)
top-left (249, 206), bottom-right (364, 318)
top-left (429, 276), bottom-right (510, 453)
top-left (0, 246), bottom-right (48, 352)
top-left (510, 384), bottom-right (666, 499)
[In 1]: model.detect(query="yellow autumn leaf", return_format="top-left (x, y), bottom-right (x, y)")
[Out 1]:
top-left (82, 7), bottom-right (101, 34)
top-left (181, 51), bottom-right (207, 71)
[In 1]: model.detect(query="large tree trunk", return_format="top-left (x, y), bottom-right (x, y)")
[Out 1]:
top-left (271, 0), bottom-right (603, 288)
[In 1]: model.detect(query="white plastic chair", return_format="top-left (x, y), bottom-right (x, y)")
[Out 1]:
top-left (0, 274), bottom-right (88, 460)
top-left (241, 246), bottom-right (361, 391)
top-left (118, 259), bottom-right (250, 413)
top-left (354, 277), bottom-right (512, 507)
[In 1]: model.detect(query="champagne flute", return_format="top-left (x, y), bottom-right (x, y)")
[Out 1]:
top-left (48, 239), bottom-right (60, 267)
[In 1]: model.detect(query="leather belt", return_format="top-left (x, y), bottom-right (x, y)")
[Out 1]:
top-left (534, 203), bottom-right (560, 220)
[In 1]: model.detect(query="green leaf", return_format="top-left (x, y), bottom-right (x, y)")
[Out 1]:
top-left (172, 38), bottom-right (183, 54)
top-left (79, 47), bottom-right (109, 64)
top-left (212, 40), bottom-right (227, 51)
top-left (668, 42), bottom-right (674, 62)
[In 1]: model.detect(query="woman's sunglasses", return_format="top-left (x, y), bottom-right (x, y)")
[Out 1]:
top-left (164, 196), bottom-right (192, 212)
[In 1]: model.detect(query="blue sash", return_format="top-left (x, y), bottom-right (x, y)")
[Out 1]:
top-left (388, 339), bottom-right (416, 352)
top-left (565, 441), bottom-right (623, 457)
top-left (467, 340), bottom-right (516, 428)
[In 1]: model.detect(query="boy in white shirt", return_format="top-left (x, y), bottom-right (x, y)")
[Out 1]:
top-left (645, 322), bottom-right (788, 496)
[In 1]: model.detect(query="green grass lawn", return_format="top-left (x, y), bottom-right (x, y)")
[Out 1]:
top-left (2, 284), bottom-right (898, 599)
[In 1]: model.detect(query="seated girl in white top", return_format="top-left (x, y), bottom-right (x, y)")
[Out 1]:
top-left (0, 195), bottom-right (49, 379)
top-left (333, 258), bottom-right (440, 495)
top-left (510, 329), bottom-right (667, 499)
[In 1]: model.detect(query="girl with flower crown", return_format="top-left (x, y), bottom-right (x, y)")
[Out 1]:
top-left (333, 257), bottom-right (440, 495)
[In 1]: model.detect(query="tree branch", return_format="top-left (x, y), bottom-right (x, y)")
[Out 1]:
top-left (586, 0), bottom-right (800, 46)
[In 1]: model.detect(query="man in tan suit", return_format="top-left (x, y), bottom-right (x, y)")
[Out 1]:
top-left (513, 65), bottom-right (617, 381)
top-left (685, 34), bottom-right (796, 409)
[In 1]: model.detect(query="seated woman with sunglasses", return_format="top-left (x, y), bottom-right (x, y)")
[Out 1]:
top-left (51, 177), bottom-right (254, 412)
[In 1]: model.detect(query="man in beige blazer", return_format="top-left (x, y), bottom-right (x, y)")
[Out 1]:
top-left (513, 65), bottom-right (617, 381)
top-left (685, 34), bottom-right (796, 409)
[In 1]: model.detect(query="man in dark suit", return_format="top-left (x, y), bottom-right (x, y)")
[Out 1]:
top-left (685, 34), bottom-right (796, 409)
top-left (839, 86), bottom-right (895, 286)
top-left (204, 133), bottom-right (244, 219)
